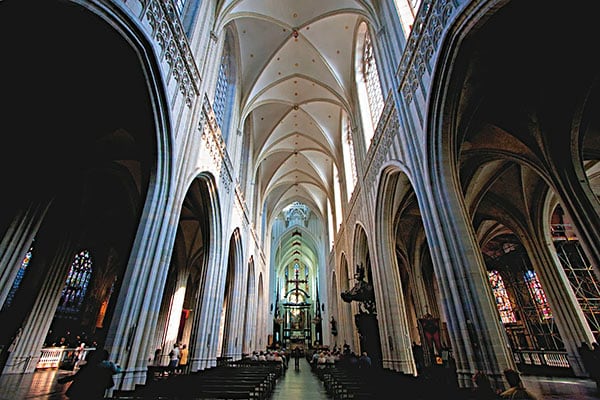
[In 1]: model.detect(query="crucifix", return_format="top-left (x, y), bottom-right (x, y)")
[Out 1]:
top-left (287, 264), bottom-right (307, 303)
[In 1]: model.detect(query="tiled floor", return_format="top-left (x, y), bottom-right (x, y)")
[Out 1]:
top-left (0, 362), bottom-right (598, 399)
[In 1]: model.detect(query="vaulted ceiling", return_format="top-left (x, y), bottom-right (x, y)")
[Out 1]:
top-left (217, 0), bottom-right (377, 229)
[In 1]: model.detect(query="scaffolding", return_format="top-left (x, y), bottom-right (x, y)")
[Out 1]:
top-left (553, 237), bottom-right (600, 341)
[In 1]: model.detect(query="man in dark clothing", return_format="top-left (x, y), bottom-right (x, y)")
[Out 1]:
top-left (359, 352), bottom-right (372, 368)
top-left (293, 347), bottom-right (301, 370)
top-left (58, 349), bottom-right (121, 399)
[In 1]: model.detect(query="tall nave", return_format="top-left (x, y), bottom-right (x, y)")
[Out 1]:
top-left (1, 0), bottom-right (599, 397)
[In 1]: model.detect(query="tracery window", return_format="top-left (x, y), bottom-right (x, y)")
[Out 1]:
top-left (2, 246), bottom-right (34, 309)
top-left (393, 0), bottom-right (421, 38)
top-left (173, 0), bottom-right (201, 36)
top-left (213, 35), bottom-right (236, 142)
top-left (356, 23), bottom-right (384, 149)
top-left (174, 0), bottom-right (186, 15)
top-left (488, 270), bottom-right (516, 324)
top-left (57, 250), bottom-right (93, 315)
top-left (342, 117), bottom-right (358, 194)
top-left (524, 270), bottom-right (552, 320)
top-left (362, 30), bottom-right (384, 130)
top-left (214, 54), bottom-right (229, 130)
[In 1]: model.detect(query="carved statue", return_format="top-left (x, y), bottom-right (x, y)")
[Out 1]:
top-left (340, 264), bottom-right (376, 314)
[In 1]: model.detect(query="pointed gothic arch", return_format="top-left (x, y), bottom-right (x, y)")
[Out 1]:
top-left (219, 228), bottom-right (244, 358)
top-left (0, 0), bottom-right (172, 378)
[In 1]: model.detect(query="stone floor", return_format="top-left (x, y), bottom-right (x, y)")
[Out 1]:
top-left (270, 358), bottom-right (329, 400)
top-left (0, 359), bottom-right (598, 399)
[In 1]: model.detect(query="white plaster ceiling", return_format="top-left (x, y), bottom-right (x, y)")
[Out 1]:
top-left (217, 0), bottom-right (375, 227)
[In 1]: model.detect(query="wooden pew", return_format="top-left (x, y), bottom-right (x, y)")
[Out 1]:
top-left (119, 360), bottom-right (282, 399)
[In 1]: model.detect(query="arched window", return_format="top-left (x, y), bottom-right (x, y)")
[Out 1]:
top-left (393, 0), bottom-right (422, 37)
top-left (2, 245), bottom-right (34, 310)
top-left (174, 0), bottom-right (186, 15)
top-left (342, 116), bottom-right (357, 196)
top-left (174, 0), bottom-right (202, 37)
top-left (524, 270), bottom-right (552, 320)
top-left (488, 270), bottom-right (516, 323)
top-left (363, 32), bottom-right (384, 125)
top-left (57, 250), bottom-right (93, 315)
top-left (214, 32), bottom-right (236, 143)
top-left (356, 23), bottom-right (384, 150)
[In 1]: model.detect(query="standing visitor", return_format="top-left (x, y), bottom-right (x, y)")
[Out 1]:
top-left (358, 352), bottom-right (372, 368)
top-left (293, 347), bottom-right (301, 371)
top-left (168, 343), bottom-right (180, 376)
top-left (73, 342), bottom-right (86, 370)
top-left (178, 344), bottom-right (188, 374)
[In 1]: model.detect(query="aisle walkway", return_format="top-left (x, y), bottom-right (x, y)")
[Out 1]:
top-left (269, 358), bottom-right (329, 400)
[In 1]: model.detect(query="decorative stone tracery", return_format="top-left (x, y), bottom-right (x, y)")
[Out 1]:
top-left (141, 0), bottom-right (200, 107)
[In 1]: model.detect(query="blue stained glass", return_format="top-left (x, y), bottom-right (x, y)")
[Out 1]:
top-left (57, 250), bottom-right (93, 314)
top-left (3, 246), bottom-right (34, 309)
top-left (524, 270), bottom-right (552, 319)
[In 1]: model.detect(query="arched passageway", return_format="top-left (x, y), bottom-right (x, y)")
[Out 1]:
top-left (0, 0), bottom-right (158, 374)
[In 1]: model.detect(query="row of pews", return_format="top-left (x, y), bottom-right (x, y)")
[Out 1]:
top-left (313, 363), bottom-right (466, 399)
top-left (116, 360), bottom-right (283, 399)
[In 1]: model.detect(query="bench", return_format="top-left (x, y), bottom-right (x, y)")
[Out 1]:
top-left (120, 361), bottom-right (282, 399)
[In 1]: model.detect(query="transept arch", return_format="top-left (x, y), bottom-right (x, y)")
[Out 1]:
top-left (257, 273), bottom-right (266, 349)
top-left (154, 173), bottom-right (221, 373)
top-left (375, 165), bottom-right (444, 374)
top-left (242, 257), bottom-right (257, 355)
top-left (428, 0), bottom-right (600, 385)
top-left (0, 0), bottom-right (172, 382)
top-left (219, 228), bottom-right (244, 359)
top-left (349, 223), bottom-right (382, 368)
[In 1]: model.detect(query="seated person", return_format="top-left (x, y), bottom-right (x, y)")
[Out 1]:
top-left (499, 369), bottom-right (536, 399)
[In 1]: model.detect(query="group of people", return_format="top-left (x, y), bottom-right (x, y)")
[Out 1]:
top-left (166, 342), bottom-right (189, 375)
top-left (308, 344), bottom-right (371, 369)
top-left (247, 349), bottom-right (289, 371)
top-left (471, 369), bottom-right (537, 399)
top-left (46, 330), bottom-right (98, 350)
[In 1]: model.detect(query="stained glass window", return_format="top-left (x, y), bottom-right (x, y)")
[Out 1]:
top-left (3, 246), bottom-right (34, 309)
top-left (488, 270), bottom-right (516, 323)
top-left (57, 250), bottom-right (93, 314)
top-left (524, 270), bottom-right (552, 320)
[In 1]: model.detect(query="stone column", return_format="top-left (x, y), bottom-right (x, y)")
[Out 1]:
top-left (373, 221), bottom-right (416, 374)
top-left (0, 202), bottom-right (49, 305)
top-left (104, 180), bottom-right (177, 390)
top-left (4, 239), bottom-right (75, 374)
top-left (418, 177), bottom-right (514, 388)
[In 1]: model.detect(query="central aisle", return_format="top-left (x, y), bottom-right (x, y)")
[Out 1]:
top-left (269, 358), bottom-right (329, 400)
